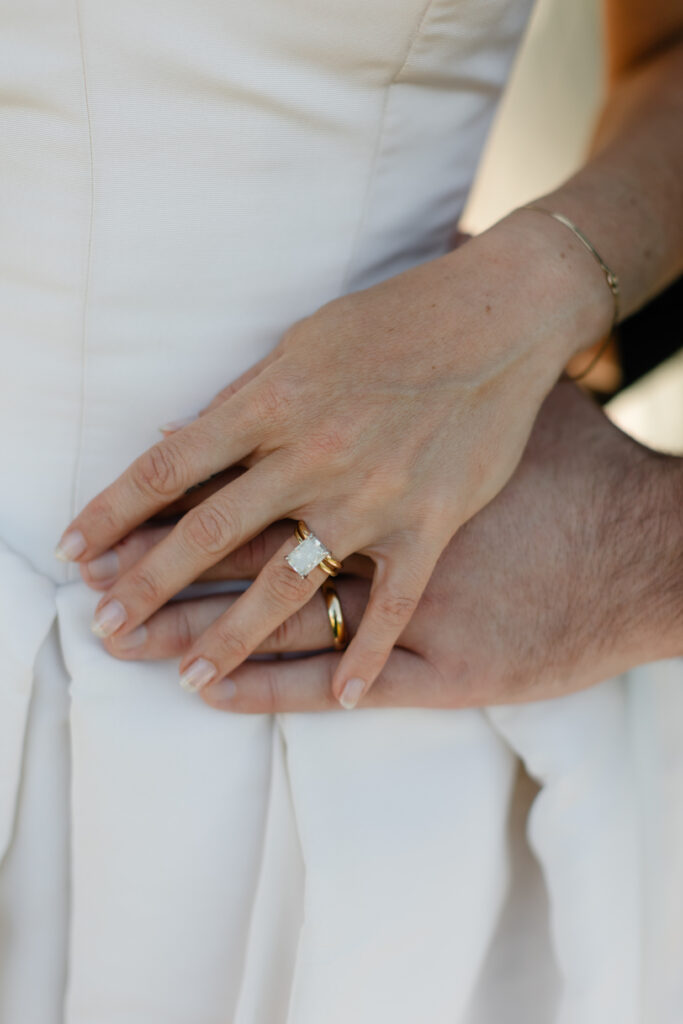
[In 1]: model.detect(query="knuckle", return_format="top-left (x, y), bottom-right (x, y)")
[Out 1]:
top-left (126, 565), bottom-right (164, 606)
top-left (373, 588), bottom-right (419, 627)
top-left (132, 442), bottom-right (187, 499)
top-left (253, 376), bottom-right (294, 426)
top-left (86, 495), bottom-right (122, 537)
top-left (172, 605), bottom-right (195, 653)
top-left (267, 561), bottom-right (311, 607)
top-left (270, 610), bottom-right (300, 651)
top-left (309, 427), bottom-right (349, 465)
top-left (212, 620), bottom-right (252, 663)
top-left (293, 423), bottom-right (349, 475)
top-left (183, 503), bottom-right (238, 556)
top-left (231, 530), bottom-right (267, 577)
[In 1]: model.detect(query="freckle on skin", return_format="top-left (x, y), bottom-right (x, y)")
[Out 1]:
top-left (485, 304), bottom-right (491, 313)
top-left (560, 251), bottom-right (566, 260)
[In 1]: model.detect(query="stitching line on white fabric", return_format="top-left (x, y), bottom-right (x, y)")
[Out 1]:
top-left (69, 0), bottom-right (96, 586)
top-left (337, 0), bottom-right (436, 297)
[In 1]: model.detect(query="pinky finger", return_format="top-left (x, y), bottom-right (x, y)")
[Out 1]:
top-left (158, 351), bottom-right (282, 434)
top-left (202, 648), bottom-right (434, 714)
top-left (103, 594), bottom-right (234, 660)
top-left (330, 553), bottom-right (437, 709)
top-left (199, 350), bottom-right (282, 417)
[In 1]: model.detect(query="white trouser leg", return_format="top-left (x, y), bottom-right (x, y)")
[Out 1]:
top-left (58, 583), bottom-right (274, 1024)
top-left (278, 707), bottom-right (518, 1024)
top-left (0, 621), bottom-right (70, 1024)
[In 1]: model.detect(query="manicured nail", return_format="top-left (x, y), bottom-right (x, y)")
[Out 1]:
top-left (110, 625), bottom-right (147, 650)
top-left (179, 657), bottom-right (217, 693)
top-left (85, 549), bottom-right (120, 581)
top-left (91, 599), bottom-right (127, 638)
top-left (207, 678), bottom-right (237, 700)
top-left (54, 529), bottom-right (87, 562)
top-left (338, 677), bottom-right (365, 710)
top-left (158, 414), bottom-right (197, 434)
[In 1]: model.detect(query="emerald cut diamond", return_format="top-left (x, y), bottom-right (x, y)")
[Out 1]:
top-left (286, 534), bottom-right (330, 578)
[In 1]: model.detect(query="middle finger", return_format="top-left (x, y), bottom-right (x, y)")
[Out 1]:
top-left (89, 455), bottom-right (297, 640)
top-left (81, 519), bottom-right (373, 590)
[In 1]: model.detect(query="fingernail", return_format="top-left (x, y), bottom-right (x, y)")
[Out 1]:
top-left (158, 414), bottom-right (197, 434)
top-left (338, 677), bottom-right (365, 710)
top-left (91, 599), bottom-right (127, 638)
top-left (85, 549), bottom-right (120, 581)
top-left (207, 678), bottom-right (237, 700)
top-left (54, 529), bottom-right (87, 562)
top-left (110, 625), bottom-right (147, 650)
top-left (179, 657), bottom-right (217, 693)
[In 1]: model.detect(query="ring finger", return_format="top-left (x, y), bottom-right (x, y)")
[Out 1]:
top-left (105, 577), bottom-right (370, 661)
top-left (175, 521), bottom-right (364, 692)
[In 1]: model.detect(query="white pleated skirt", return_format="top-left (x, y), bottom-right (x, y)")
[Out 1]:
top-left (1, 550), bottom-right (682, 1023)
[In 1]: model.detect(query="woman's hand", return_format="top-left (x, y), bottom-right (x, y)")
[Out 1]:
top-left (56, 214), bottom-right (612, 707)
top-left (94, 383), bottom-right (682, 712)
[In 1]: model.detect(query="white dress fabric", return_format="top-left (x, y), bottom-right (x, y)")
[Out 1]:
top-left (0, 1), bottom-right (682, 1021)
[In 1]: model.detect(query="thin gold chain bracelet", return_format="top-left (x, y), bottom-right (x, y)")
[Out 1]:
top-left (517, 204), bottom-right (620, 382)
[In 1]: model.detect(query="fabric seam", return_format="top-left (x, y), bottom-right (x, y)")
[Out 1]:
top-left (337, 0), bottom-right (436, 295)
top-left (68, 0), bottom-right (95, 585)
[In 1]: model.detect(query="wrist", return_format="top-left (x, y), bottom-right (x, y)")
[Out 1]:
top-left (475, 207), bottom-right (617, 371)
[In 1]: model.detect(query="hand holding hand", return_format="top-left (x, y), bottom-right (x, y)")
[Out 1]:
top-left (56, 214), bottom-right (612, 706)
top-left (80, 382), bottom-right (682, 712)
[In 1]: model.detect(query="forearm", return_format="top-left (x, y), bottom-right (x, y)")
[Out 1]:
top-left (587, 436), bottom-right (683, 677)
top-left (528, 382), bottom-right (683, 685)
top-left (549, 33), bottom-right (683, 313)
top-left (632, 453), bottom-right (683, 663)
top-left (433, 28), bottom-right (683, 399)
top-left (525, 31), bottom-right (683, 337)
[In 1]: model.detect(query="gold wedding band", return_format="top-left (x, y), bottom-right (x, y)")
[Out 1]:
top-left (286, 520), bottom-right (343, 579)
top-left (321, 579), bottom-right (349, 650)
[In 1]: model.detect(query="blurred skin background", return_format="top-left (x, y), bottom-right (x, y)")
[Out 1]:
top-left (458, 2), bottom-right (682, 1019)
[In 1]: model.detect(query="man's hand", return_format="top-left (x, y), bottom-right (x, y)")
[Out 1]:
top-left (95, 380), bottom-right (683, 712)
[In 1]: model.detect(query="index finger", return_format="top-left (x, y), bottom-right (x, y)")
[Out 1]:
top-left (54, 394), bottom-right (263, 563)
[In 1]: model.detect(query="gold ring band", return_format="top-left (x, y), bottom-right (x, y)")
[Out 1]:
top-left (321, 579), bottom-right (348, 650)
top-left (285, 520), bottom-right (343, 579)
top-left (317, 558), bottom-right (341, 577)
